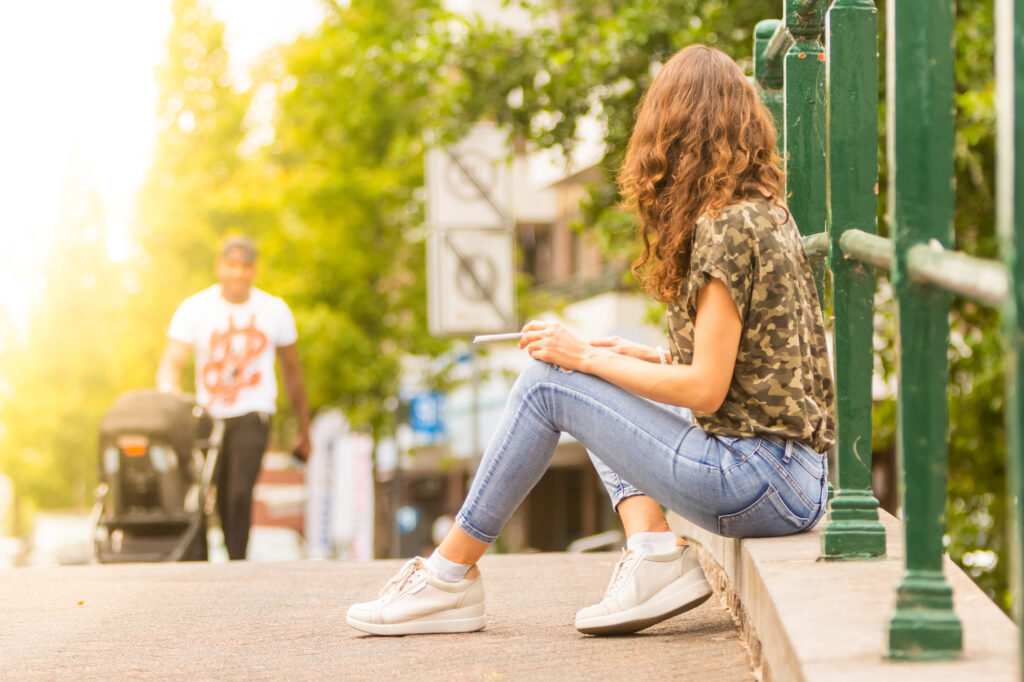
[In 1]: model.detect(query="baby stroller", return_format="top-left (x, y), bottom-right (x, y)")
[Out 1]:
top-left (93, 389), bottom-right (223, 562)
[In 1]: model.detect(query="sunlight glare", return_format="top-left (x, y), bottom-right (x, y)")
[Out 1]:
top-left (0, 1), bottom-right (324, 339)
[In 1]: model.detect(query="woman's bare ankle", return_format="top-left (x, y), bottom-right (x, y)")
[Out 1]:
top-left (435, 524), bottom-right (490, 566)
top-left (618, 495), bottom-right (671, 537)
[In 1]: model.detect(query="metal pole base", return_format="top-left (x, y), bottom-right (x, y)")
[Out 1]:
top-left (886, 570), bottom-right (963, 660)
top-left (821, 491), bottom-right (887, 560)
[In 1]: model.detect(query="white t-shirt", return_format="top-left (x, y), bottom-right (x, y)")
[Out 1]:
top-left (168, 285), bottom-right (298, 419)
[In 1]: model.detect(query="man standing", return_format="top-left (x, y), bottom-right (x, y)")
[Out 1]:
top-left (157, 235), bottom-right (311, 560)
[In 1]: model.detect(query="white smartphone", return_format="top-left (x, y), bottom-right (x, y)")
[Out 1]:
top-left (472, 333), bottom-right (524, 344)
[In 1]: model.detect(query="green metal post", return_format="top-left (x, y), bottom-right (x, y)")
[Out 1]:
top-left (995, 0), bottom-right (1024, 671)
top-left (754, 20), bottom-right (785, 136)
top-left (886, 0), bottom-right (962, 659)
top-left (821, 0), bottom-right (887, 560)
top-left (783, 0), bottom-right (827, 302)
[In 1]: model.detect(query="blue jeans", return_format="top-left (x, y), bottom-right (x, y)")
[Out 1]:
top-left (455, 360), bottom-right (828, 543)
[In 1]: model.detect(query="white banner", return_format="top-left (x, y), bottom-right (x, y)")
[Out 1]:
top-left (305, 409), bottom-right (374, 560)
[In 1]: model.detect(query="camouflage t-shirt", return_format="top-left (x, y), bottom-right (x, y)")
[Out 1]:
top-left (666, 198), bottom-right (836, 453)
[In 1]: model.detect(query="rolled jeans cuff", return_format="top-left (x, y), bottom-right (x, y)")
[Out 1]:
top-left (588, 450), bottom-right (645, 512)
top-left (611, 486), bottom-right (648, 512)
top-left (455, 512), bottom-right (500, 544)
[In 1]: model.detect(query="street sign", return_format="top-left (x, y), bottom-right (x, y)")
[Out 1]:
top-left (409, 391), bottom-right (445, 442)
top-left (428, 228), bottom-right (516, 336)
top-left (426, 122), bottom-right (513, 229)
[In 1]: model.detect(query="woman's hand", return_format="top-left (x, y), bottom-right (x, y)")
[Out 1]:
top-left (519, 320), bottom-right (603, 372)
top-left (589, 336), bottom-right (662, 364)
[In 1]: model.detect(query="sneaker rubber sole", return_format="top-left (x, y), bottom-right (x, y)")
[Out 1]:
top-left (346, 602), bottom-right (486, 636)
top-left (575, 567), bottom-right (713, 636)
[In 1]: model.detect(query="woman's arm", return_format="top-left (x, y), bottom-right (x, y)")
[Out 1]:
top-left (520, 277), bottom-right (742, 413)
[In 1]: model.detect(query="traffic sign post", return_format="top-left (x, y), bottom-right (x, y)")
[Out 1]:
top-left (425, 122), bottom-right (517, 336)
top-left (427, 228), bottom-right (516, 336)
top-left (426, 123), bottom-right (513, 230)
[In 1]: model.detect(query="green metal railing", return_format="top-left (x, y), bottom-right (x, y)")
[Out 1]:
top-left (753, 0), bottom-right (1023, 663)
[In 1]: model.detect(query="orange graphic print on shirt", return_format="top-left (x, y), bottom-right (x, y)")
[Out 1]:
top-left (201, 314), bottom-right (267, 407)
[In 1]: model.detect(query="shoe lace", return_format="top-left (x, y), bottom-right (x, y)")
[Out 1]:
top-left (379, 558), bottom-right (427, 601)
top-left (604, 549), bottom-right (638, 597)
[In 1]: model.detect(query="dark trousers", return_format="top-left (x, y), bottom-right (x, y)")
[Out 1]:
top-left (215, 412), bottom-right (270, 560)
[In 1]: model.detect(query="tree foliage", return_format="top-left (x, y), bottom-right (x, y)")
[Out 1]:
top-left (0, 172), bottom-right (131, 518)
top-left (240, 0), bottom-right (459, 435)
top-left (134, 0), bottom-right (254, 375)
top-left (945, 0), bottom-right (1004, 608)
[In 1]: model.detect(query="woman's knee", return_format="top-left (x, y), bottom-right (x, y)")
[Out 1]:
top-left (512, 358), bottom-right (552, 393)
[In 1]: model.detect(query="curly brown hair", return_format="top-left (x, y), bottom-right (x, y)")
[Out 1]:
top-left (619, 45), bottom-right (786, 302)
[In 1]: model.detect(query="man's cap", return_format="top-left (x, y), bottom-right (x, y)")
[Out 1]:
top-left (219, 234), bottom-right (258, 263)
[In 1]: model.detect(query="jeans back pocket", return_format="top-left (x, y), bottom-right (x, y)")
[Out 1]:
top-left (717, 483), bottom-right (809, 538)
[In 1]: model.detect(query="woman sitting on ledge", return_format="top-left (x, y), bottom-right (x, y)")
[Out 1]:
top-left (346, 43), bottom-right (835, 637)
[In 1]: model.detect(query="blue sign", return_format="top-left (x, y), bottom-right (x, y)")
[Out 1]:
top-left (409, 391), bottom-right (446, 439)
top-left (396, 506), bottom-right (420, 534)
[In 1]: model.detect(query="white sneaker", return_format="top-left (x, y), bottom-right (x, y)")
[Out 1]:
top-left (346, 557), bottom-right (486, 636)
top-left (575, 545), bottom-right (712, 635)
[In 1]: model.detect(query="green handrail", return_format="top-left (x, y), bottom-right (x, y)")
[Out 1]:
top-left (762, 21), bottom-right (792, 66)
top-left (834, 230), bottom-right (1009, 307)
top-left (821, 0), bottom-right (887, 563)
top-left (800, 231), bottom-right (828, 258)
top-left (781, 0), bottom-right (826, 307)
top-left (796, 0), bottom-right (828, 14)
top-left (754, 0), bottom-right (1024, 662)
top-left (761, 0), bottom-right (829, 69)
top-left (885, 0), bottom-right (962, 656)
top-left (839, 230), bottom-right (892, 269)
top-left (906, 244), bottom-right (1008, 306)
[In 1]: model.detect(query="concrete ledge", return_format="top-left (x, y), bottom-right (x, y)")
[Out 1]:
top-left (668, 509), bottom-right (1018, 681)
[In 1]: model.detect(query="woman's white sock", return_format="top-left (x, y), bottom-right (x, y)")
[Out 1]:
top-left (425, 550), bottom-right (472, 583)
top-left (626, 531), bottom-right (678, 555)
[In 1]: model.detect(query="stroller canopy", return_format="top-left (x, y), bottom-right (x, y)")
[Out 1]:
top-left (99, 389), bottom-right (212, 455)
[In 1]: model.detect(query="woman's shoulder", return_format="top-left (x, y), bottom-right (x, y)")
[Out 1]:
top-left (696, 197), bottom-right (784, 242)
top-left (713, 196), bottom-right (787, 226)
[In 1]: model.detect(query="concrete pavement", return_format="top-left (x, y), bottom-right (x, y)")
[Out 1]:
top-left (1, 552), bottom-right (754, 681)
